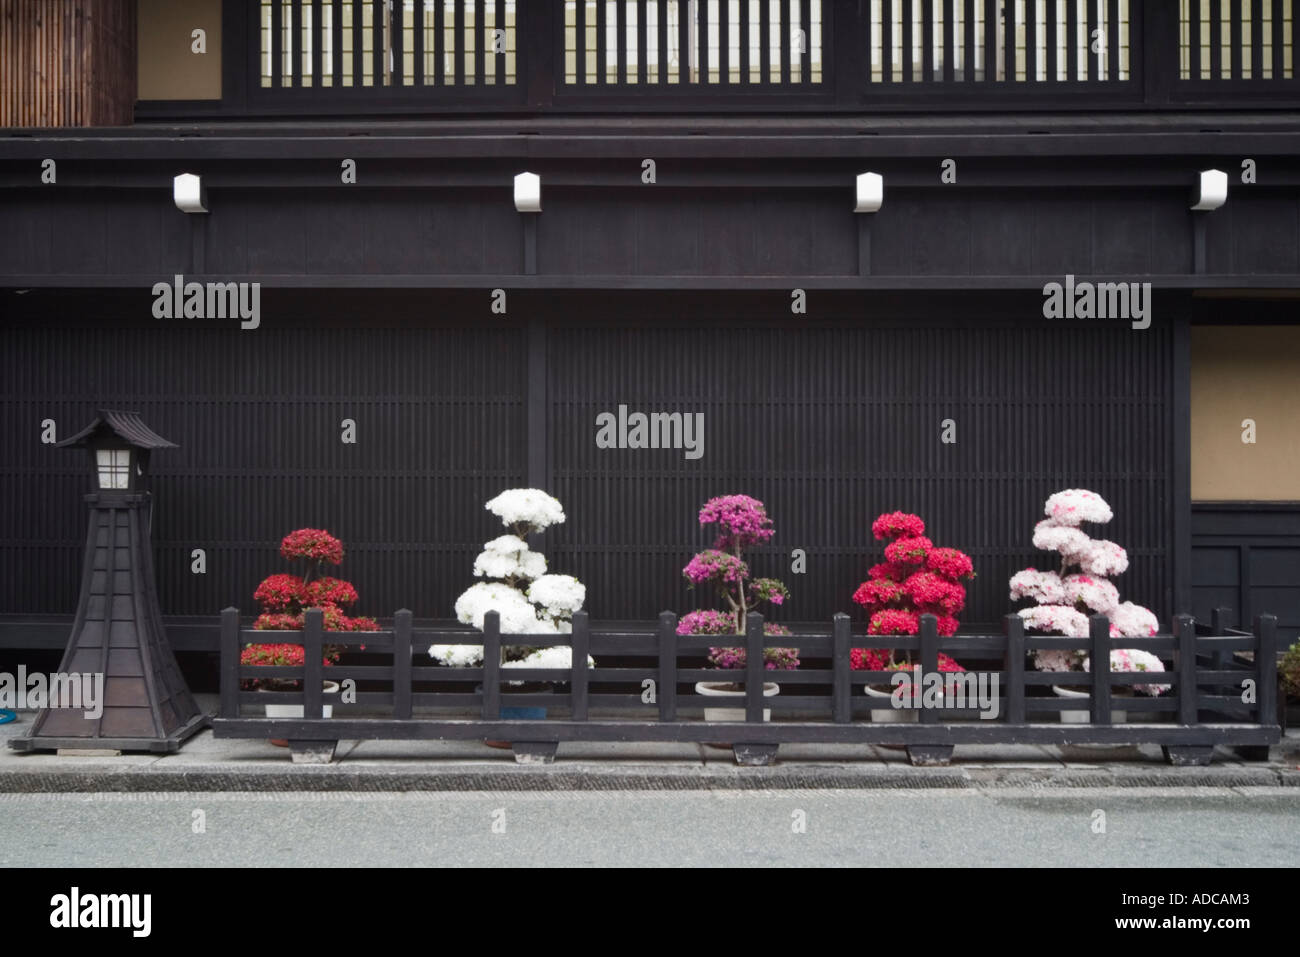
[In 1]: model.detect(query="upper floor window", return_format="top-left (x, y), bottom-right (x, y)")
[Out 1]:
top-left (1180, 0), bottom-right (1295, 80)
top-left (259, 0), bottom-right (518, 88)
top-left (562, 1), bottom-right (825, 87)
top-left (868, 0), bottom-right (1133, 86)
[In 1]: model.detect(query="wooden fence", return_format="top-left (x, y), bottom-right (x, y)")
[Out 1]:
top-left (212, 604), bottom-right (1280, 766)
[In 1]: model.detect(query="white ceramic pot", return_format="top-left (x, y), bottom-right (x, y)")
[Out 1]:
top-left (263, 680), bottom-right (340, 719)
top-left (694, 681), bottom-right (779, 722)
top-left (864, 683), bottom-right (919, 723)
top-left (1053, 685), bottom-right (1126, 723)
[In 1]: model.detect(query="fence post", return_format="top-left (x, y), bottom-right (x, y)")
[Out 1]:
top-left (1210, 605), bottom-right (1231, 677)
top-left (303, 607), bottom-right (323, 720)
top-left (1090, 614), bottom-right (1111, 725)
top-left (482, 611), bottom-right (501, 720)
top-left (394, 608), bottom-right (412, 720)
top-left (832, 613), bottom-right (851, 723)
top-left (918, 613), bottom-right (939, 725)
top-left (657, 611), bottom-right (677, 721)
top-left (745, 613), bottom-right (765, 723)
top-left (1256, 613), bottom-right (1278, 727)
top-left (1175, 613), bottom-right (1198, 725)
top-left (1003, 613), bottom-right (1025, 724)
top-left (571, 610), bottom-right (589, 721)
top-left (220, 606), bottom-right (240, 719)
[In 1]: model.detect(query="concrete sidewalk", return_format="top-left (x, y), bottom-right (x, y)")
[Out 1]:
top-left (2, 697), bottom-right (1297, 792)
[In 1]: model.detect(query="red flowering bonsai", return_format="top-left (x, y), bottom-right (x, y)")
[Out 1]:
top-left (243, 528), bottom-right (378, 688)
top-left (851, 511), bottom-right (975, 674)
top-left (679, 494), bottom-right (798, 671)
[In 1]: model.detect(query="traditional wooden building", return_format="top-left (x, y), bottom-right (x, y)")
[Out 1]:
top-left (2, 1), bottom-right (1298, 665)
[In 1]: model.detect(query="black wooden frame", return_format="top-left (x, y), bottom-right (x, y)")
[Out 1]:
top-left (212, 606), bottom-right (1280, 766)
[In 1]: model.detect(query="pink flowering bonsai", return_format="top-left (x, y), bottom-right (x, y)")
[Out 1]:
top-left (1009, 489), bottom-right (1168, 694)
top-left (850, 511), bottom-right (974, 672)
top-left (679, 494), bottom-right (798, 671)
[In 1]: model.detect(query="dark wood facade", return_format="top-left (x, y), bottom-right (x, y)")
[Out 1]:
top-left (2, 289), bottom-right (1183, 630)
top-left (2, 0), bottom-right (1298, 652)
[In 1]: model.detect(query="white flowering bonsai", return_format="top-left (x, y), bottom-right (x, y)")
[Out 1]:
top-left (1010, 489), bottom-right (1168, 694)
top-left (430, 489), bottom-right (592, 675)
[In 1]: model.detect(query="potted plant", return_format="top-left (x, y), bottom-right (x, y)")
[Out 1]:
top-left (1010, 490), bottom-right (1168, 722)
top-left (245, 528), bottom-right (378, 744)
top-left (430, 489), bottom-right (592, 746)
top-left (852, 647), bottom-right (967, 722)
top-left (678, 495), bottom-right (798, 719)
top-left (691, 632), bottom-right (798, 721)
top-left (851, 511), bottom-right (974, 719)
top-left (241, 641), bottom-right (342, 739)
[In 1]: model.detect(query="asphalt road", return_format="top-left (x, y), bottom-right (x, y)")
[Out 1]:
top-left (0, 787), bottom-right (1295, 867)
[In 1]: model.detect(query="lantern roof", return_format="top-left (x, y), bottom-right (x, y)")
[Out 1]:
top-left (55, 410), bottom-right (178, 450)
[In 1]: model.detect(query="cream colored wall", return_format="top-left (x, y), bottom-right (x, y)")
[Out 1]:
top-left (1191, 326), bottom-right (1300, 501)
top-left (138, 0), bottom-right (222, 100)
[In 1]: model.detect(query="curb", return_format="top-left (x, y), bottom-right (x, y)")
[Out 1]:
top-left (0, 763), bottom-right (1296, 793)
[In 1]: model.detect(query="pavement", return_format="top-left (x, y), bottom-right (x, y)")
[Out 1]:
top-left (1, 695), bottom-right (1297, 792)
top-left (5, 787), bottom-right (1298, 867)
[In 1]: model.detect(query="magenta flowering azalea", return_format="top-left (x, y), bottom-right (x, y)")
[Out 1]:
top-left (676, 609), bottom-right (737, 636)
top-left (682, 549), bottom-right (748, 585)
top-left (748, 577), bottom-right (789, 606)
top-left (707, 636), bottom-right (800, 671)
top-left (698, 494), bottom-right (776, 550)
top-left (679, 495), bottom-right (794, 668)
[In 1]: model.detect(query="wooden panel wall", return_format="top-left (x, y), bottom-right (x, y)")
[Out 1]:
top-left (0, 290), bottom-right (1177, 628)
top-left (1, 0), bottom-right (137, 128)
top-left (545, 307), bottom-right (1177, 627)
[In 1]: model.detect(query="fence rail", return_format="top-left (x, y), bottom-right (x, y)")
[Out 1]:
top-left (212, 604), bottom-right (1280, 766)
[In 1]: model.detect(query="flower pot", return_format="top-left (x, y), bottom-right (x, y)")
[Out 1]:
top-left (864, 684), bottom-right (919, 723)
top-left (260, 680), bottom-right (340, 747)
top-left (694, 681), bottom-right (779, 722)
top-left (1053, 685), bottom-right (1127, 724)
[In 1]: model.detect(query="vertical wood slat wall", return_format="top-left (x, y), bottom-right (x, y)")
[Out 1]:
top-left (1, 0), bottom-right (136, 127)
top-left (0, 299), bottom-right (1177, 626)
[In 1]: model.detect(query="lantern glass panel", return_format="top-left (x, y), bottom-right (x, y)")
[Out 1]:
top-left (96, 449), bottom-right (130, 489)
